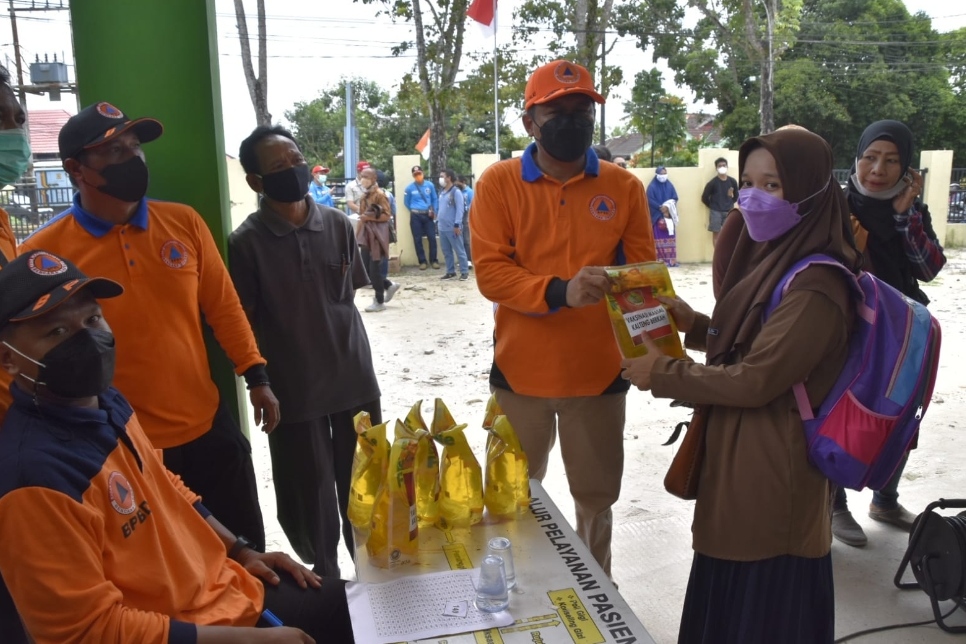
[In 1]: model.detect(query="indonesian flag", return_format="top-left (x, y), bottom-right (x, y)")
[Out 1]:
top-left (467, 0), bottom-right (495, 26)
top-left (415, 128), bottom-right (431, 160)
top-left (467, 0), bottom-right (496, 36)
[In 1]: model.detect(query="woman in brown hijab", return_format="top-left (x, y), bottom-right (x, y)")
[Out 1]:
top-left (621, 128), bottom-right (861, 643)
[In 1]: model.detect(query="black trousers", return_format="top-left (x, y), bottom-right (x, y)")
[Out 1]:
top-left (259, 574), bottom-right (355, 642)
top-left (163, 401), bottom-right (266, 551)
top-left (0, 573), bottom-right (26, 644)
top-left (268, 400), bottom-right (382, 576)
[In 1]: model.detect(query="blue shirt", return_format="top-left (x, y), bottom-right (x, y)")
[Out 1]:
top-left (436, 185), bottom-right (465, 229)
top-left (462, 186), bottom-right (474, 215)
top-left (404, 180), bottom-right (438, 213)
top-left (308, 182), bottom-right (334, 208)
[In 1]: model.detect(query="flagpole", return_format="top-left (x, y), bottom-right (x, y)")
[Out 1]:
top-left (493, 0), bottom-right (499, 156)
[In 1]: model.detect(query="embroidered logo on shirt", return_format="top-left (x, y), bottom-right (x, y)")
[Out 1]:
top-left (589, 195), bottom-right (618, 221)
top-left (26, 251), bottom-right (68, 276)
top-left (160, 240), bottom-right (189, 269)
top-left (96, 102), bottom-right (124, 119)
top-left (108, 472), bottom-right (137, 515)
top-left (554, 62), bottom-right (580, 84)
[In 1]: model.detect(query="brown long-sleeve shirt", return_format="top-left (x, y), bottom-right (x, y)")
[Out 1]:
top-left (651, 267), bottom-right (852, 560)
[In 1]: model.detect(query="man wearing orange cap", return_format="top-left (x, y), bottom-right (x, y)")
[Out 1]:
top-left (470, 60), bottom-right (655, 577)
top-left (309, 164), bottom-right (334, 208)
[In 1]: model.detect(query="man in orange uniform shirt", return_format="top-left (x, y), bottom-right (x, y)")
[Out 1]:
top-left (20, 102), bottom-right (279, 553)
top-left (470, 60), bottom-right (656, 577)
top-left (0, 252), bottom-right (352, 643)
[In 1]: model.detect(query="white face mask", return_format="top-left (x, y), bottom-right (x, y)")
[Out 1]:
top-left (438, 177), bottom-right (447, 188)
top-left (656, 174), bottom-right (668, 183)
top-left (315, 174), bottom-right (327, 184)
top-left (851, 167), bottom-right (908, 201)
top-left (717, 166), bottom-right (728, 175)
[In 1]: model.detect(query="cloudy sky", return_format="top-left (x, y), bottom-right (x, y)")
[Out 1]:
top-left (5, 0), bottom-right (964, 157)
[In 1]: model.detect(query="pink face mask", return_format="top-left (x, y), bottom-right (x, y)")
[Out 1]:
top-left (737, 180), bottom-right (829, 242)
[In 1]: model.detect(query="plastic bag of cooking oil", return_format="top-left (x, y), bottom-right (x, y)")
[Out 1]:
top-left (348, 411), bottom-right (390, 532)
top-left (605, 261), bottom-right (686, 359)
top-left (396, 401), bottom-right (440, 527)
top-left (483, 412), bottom-right (531, 519)
top-left (366, 436), bottom-right (419, 569)
top-left (431, 398), bottom-right (484, 529)
top-left (482, 394), bottom-right (504, 430)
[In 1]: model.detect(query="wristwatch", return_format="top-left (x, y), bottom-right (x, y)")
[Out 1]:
top-left (228, 535), bottom-right (256, 560)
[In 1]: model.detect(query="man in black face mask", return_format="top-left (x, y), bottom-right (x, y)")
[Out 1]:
top-left (20, 102), bottom-right (278, 556)
top-left (0, 251), bottom-right (355, 643)
top-left (230, 125), bottom-right (383, 577)
top-left (470, 60), bottom-right (656, 580)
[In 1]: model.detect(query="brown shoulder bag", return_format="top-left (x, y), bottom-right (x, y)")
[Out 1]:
top-left (663, 405), bottom-right (708, 500)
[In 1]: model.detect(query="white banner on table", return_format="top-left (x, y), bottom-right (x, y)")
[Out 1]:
top-left (346, 568), bottom-right (513, 644)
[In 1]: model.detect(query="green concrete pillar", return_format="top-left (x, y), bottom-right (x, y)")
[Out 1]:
top-left (69, 0), bottom-right (242, 423)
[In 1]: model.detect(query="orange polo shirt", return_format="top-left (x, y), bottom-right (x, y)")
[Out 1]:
top-left (0, 385), bottom-right (263, 643)
top-left (470, 145), bottom-right (656, 397)
top-left (0, 207), bottom-right (18, 421)
top-left (20, 196), bottom-right (265, 448)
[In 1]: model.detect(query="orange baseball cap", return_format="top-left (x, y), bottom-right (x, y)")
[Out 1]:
top-left (524, 60), bottom-right (605, 110)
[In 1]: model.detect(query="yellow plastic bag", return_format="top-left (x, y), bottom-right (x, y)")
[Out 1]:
top-left (483, 413), bottom-right (531, 519)
top-left (431, 398), bottom-right (484, 529)
top-left (366, 436), bottom-right (419, 569)
top-left (396, 401), bottom-right (440, 527)
top-left (348, 411), bottom-right (390, 532)
top-left (605, 261), bottom-right (686, 359)
top-left (482, 394), bottom-right (504, 430)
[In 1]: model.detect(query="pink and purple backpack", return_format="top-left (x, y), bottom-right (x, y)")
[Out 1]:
top-left (764, 254), bottom-right (942, 491)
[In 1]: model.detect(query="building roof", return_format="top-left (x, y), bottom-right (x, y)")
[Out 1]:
top-left (605, 133), bottom-right (646, 157)
top-left (28, 109), bottom-right (72, 158)
top-left (686, 113), bottom-right (723, 145)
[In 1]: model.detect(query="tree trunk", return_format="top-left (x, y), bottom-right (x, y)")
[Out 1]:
top-left (234, 0), bottom-right (271, 126)
top-left (759, 0), bottom-right (776, 134)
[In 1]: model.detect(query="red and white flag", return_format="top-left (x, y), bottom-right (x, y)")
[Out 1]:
top-left (415, 128), bottom-right (431, 160)
top-left (467, 0), bottom-right (497, 36)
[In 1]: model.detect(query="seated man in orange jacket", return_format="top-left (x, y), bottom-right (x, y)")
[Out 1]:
top-left (0, 251), bottom-right (353, 644)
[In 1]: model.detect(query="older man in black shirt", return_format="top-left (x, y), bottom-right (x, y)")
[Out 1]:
top-left (229, 125), bottom-right (382, 577)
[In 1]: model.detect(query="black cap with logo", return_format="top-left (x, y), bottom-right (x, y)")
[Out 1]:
top-left (0, 251), bottom-right (123, 328)
top-left (58, 102), bottom-right (163, 161)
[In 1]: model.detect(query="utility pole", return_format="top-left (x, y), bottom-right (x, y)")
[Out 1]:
top-left (8, 0), bottom-right (26, 109)
top-left (599, 29), bottom-right (606, 146)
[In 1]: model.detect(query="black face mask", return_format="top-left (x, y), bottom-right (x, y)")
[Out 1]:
top-left (261, 164), bottom-right (311, 203)
top-left (535, 113), bottom-right (595, 163)
top-left (94, 155), bottom-right (150, 203)
top-left (5, 329), bottom-right (116, 399)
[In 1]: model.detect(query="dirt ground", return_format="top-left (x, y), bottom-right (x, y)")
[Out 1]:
top-left (247, 248), bottom-right (966, 643)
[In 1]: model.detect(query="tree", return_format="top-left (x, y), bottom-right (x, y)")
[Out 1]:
top-left (514, 0), bottom-right (624, 100)
top-left (778, 0), bottom-right (960, 165)
top-left (618, 0), bottom-right (803, 135)
top-left (624, 69), bottom-right (688, 164)
top-left (285, 79), bottom-right (428, 176)
top-left (355, 0), bottom-right (471, 175)
top-left (232, 0), bottom-right (270, 126)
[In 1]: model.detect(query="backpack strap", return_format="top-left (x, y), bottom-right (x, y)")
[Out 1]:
top-left (764, 254), bottom-right (865, 422)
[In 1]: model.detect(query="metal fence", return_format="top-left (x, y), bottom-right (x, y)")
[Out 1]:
top-left (0, 185), bottom-right (72, 242)
top-left (951, 169), bottom-right (966, 224)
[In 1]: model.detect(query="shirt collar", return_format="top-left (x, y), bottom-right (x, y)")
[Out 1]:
top-left (10, 383), bottom-right (134, 430)
top-left (71, 193), bottom-right (149, 238)
top-left (256, 196), bottom-right (325, 237)
top-left (520, 142), bottom-right (600, 183)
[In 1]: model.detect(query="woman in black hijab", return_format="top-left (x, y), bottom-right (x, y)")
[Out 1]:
top-left (831, 120), bottom-right (946, 548)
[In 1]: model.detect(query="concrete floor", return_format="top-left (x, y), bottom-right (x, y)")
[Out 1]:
top-left (248, 250), bottom-right (966, 644)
